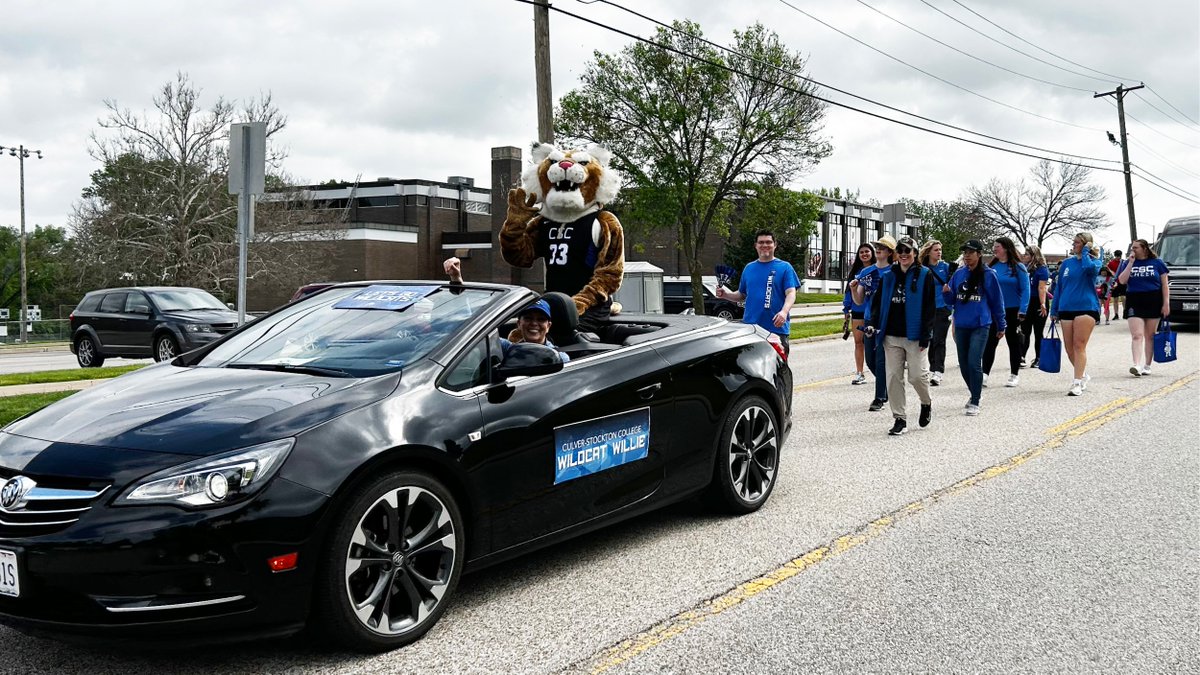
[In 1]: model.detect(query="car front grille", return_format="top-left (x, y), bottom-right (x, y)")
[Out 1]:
top-left (211, 322), bottom-right (238, 334)
top-left (0, 472), bottom-right (110, 538)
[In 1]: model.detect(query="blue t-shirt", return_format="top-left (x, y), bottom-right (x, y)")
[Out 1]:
top-left (1119, 258), bottom-right (1169, 293)
top-left (925, 260), bottom-right (952, 310)
top-left (738, 258), bottom-right (800, 336)
top-left (990, 261), bottom-right (1031, 310)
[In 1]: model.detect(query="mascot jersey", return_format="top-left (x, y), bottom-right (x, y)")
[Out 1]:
top-left (535, 213), bottom-right (611, 318)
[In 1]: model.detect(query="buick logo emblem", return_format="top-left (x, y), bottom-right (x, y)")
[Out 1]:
top-left (0, 476), bottom-right (36, 511)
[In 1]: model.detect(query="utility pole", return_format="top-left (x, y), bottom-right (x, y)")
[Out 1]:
top-left (1, 144), bottom-right (44, 344)
top-left (533, 0), bottom-right (554, 144)
top-left (1095, 83), bottom-right (1145, 242)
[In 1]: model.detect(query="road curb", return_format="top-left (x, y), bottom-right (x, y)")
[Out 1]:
top-left (0, 344), bottom-right (72, 355)
top-left (0, 379), bottom-right (107, 397)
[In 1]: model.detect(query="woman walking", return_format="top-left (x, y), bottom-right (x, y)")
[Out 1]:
top-left (1051, 232), bottom-right (1104, 396)
top-left (981, 237), bottom-right (1030, 388)
top-left (1097, 266), bottom-right (1114, 324)
top-left (849, 235), bottom-right (897, 411)
top-left (920, 240), bottom-right (954, 386)
top-left (1019, 245), bottom-right (1050, 369)
top-left (843, 244), bottom-right (875, 385)
top-left (1117, 239), bottom-right (1171, 376)
top-left (943, 240), bottom-right (1006, 416)
top-left (873, 236), bottom-right (936, 435)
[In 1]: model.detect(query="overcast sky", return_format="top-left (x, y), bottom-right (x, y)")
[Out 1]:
top-left (2, 0), bottom-right (1197, 253)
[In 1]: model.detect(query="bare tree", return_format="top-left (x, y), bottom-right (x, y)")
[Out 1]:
top-left (68, 73), bottom-right (341, 301)
top-left (967, 159), bottom-right (1108, 249)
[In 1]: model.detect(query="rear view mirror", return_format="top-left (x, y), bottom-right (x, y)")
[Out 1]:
top-left (493, 343), bottom-right (563, 381)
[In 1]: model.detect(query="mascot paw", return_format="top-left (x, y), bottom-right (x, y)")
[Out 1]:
top-left (611, 302), bottom-right (622, 315)
top-left (506, 188), bottom-right (539, 222)
top-left (573, 298), bottom-right (589, 317)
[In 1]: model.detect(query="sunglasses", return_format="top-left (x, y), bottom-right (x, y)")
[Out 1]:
top-left (896, 246), bottom-right (914, 254)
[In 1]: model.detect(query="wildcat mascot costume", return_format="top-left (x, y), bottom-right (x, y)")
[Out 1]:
top-left (500, 142), bottom-right (624, 331)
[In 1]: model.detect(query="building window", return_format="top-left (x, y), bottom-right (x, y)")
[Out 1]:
top-left (406, 195), bottom-right (428, 206)
top-left (433, 197), bottom-right (458, 210)
top-left (827, 251), bottom-right (844, 281)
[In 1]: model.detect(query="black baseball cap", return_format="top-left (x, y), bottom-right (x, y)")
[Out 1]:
top-left (960, 239), bottom-right (984, 252)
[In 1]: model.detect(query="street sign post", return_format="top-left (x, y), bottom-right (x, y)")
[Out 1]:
top-left (229, 122), bottom-right (266, 325)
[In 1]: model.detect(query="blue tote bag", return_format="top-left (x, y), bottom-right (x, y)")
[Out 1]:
top-left (1039, 320), bottom-right (1062, 373)
top-left (1153, 319), bottom-right (1178, 363)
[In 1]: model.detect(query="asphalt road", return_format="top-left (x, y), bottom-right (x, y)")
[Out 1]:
top-left (0, 321), bottom-right (1196, 673)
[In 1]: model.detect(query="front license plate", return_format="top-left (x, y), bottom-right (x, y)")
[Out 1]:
top-left (0, 548), bottom-right (19, 598)
top-left (1184, 302), bottom-right (1198, 312)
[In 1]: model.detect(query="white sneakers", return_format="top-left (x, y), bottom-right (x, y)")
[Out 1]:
top-left (965, 403), bottom-right (980, 416)
top-left (851, 372), bottom-right (866, 385)
top-left (1130, 365), bottom-right (1142, 377)
top-left (1082, 374), bottom-right (1091, 390)
top-left (930, 371), bottom-right (943, 385)
top-left (981, 373), bottom-right (989, 387)
top-left (1068, 380), bottom-right (1084, 396)
top-left (1141, 365), bottom-right (1152, 376)
top-left (1006, 374), bottom-right (1020, 387)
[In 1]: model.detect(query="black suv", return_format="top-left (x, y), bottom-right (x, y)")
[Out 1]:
top-left (662, 278), bottom-right (744, 319)
top-left (69, 287), bottom-right (240, 367)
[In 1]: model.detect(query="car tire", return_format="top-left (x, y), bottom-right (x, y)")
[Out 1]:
top-left (153, 333), bottom-right (179, 362)
top-left (75, 335), bottom-right (105, 368)
top-left (313, 470), bottom-right (465, 652)
top-left (715, 307), bottom-right (737, 320)
top-left (705, 395), bottom-right (780, 514)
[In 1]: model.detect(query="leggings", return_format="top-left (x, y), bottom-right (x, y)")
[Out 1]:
top-left (928, 307), bottom-right (952, 373)
top-left (983, 307), bottom-right (1023, 376)
top-left (1020, 301), bottom-right (1047, 360)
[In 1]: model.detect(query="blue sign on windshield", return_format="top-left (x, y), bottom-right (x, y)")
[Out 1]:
top-left (333, 285), bottom-right (439, 311)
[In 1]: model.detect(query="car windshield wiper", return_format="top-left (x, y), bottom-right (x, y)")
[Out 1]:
top-left (225, 362), bottom-right (352, 378)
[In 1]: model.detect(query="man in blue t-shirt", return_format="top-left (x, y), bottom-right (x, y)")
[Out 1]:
top-left (716, 229), bottom-right (801, 357)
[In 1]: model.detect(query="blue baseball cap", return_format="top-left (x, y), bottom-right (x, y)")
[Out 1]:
top-left (520, 299), bottom-right (552, 319)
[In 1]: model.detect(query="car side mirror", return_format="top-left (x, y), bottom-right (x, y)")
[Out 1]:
top-left (227, 302), bottom-right (236, 310)
top-left (493, 343), bottom-right (564, 381)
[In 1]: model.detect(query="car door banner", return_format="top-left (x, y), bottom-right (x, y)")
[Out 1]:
top-left (333, 285), bottom-right (439, 311)
top-left (554, 407), bottom-right (650, 485)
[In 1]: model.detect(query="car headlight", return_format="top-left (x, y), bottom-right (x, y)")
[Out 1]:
top-left (184, 323), bottom-right (214, 333)
top-left (115, 439), bottom-right (294, 508)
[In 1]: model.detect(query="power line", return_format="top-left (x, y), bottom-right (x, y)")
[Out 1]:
top-left (588, 0), bottom-right (1121, 166)
top-left (1146, 85), bottom-right (1199, 126)
top-left (1132, 91), bottom-right (1200, 133)
top-left (1127, 137), bottom-right (1200, 182)
top-left (775, 0), bottom-right (1106, 132)
top-left (1131, 168), bottom-right (1200, 203)
top-left (522, 0), bottom-right (1122, 173)
top-left (1131, 164), bottom-right (1200, 200)
top-left (1102, 97), bottom-right (1200, 150)
top-left (855, 0), bottom-right (1093, 93)
top-left (948, 0), bottom-right (1137, 83)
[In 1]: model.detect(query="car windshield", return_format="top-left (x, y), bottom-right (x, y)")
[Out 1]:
top-left (151, 289), bottom-right (228, 311)
top-left (198, 285), bottom-right (499, 378)
top-left (1158, 233), bottom-right (1199, 267)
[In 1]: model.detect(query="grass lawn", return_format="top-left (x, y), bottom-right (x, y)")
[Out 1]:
top-left (0, 364), bottom-right (145, 387)
top-left (795, 292), bottom-right (844, 304)
top-left (0, 391), bottom-right (76, 426)
top-left (790, 317), bottom-right (845, 340)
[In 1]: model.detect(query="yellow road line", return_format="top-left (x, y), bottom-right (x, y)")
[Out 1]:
top-left (583, 372), bottom-right (1198, 674)
top-left (793, 376), bottom-right (844, 391)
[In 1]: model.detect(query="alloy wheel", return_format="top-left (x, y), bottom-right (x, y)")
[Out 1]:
top-left (727, 404), bottom-right (778, 503)
top-left (78, 338), bottom-right (96, 366)
top-left (156, 336), bottom-right (176, 361)
top-left (344, 486), bottom-right (457, 636)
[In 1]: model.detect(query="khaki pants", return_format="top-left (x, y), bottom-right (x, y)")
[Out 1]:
top-left (884, 335), bottom-right (931, 420)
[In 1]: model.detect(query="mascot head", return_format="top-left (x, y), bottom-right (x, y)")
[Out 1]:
top-left (521, 142), bottom-right (621, 223)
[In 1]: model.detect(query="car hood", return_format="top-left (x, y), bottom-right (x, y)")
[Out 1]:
top-left (3, 364), bottom-right (401, 456)
top-left (160, 309), bottom-right (240, 323)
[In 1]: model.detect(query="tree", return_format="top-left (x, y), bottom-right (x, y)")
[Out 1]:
top-left (966, 159), bottom-right (1108, 250)
top-left (0, 225), bottom-right (76, 319)
top-left (557, 21), bottom-right (831, 313)
top-left (68, 73), bottom-right (342, 301)
top-left (724, 184), bottom-right (824, 281)
top-left (901, 198), bottom-right (997, 258)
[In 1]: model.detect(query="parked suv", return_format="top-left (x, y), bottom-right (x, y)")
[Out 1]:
top-left (662, 276), bottom-right (744, 319)
top-left (69, 287), bottom-right (239, 367)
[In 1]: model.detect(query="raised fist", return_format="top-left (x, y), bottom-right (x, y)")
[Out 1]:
top-left (443, 257), bottom-right (462, 282)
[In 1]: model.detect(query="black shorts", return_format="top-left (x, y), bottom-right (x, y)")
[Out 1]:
top-left (1112, 283), bottom-right (1127, 298)
top-left (851, 310), bottom-right (865, 320)
top-left (1126, 290), bottom-right (1163, 319)
top-left (1057, 310), bottom-right (1100, 323)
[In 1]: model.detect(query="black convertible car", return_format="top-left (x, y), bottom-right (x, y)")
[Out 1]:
top-left (0, 281), bottom-right (792, 651)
